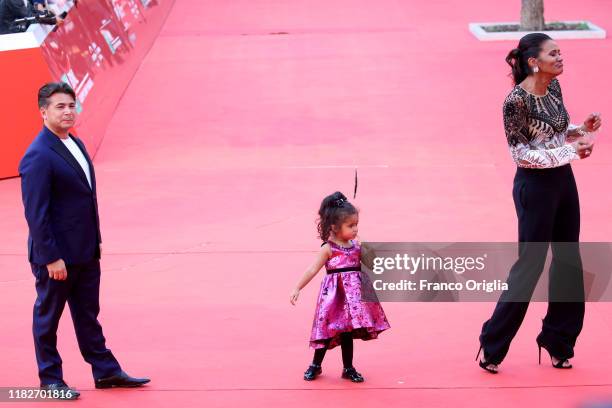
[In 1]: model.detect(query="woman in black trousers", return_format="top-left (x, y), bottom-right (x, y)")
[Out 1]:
top-left (477, 33), bottom-right (601, 373)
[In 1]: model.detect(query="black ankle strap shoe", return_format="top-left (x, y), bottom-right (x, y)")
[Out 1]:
top-left (303, 364), bottom-right (322, 381)
top-left (341, 367), bottom-right (364, 382)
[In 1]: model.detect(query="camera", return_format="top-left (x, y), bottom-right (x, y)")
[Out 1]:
top-left (10, 8), bottom-right (66, 33)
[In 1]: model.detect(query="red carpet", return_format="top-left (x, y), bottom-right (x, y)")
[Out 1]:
top-left (1, 1), bottom-right (611, 406)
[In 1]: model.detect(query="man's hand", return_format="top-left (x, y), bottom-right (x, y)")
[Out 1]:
top-left (46, 259), bottom-right (67, 280)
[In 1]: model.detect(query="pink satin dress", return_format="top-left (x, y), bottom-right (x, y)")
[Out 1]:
top-left (309, 240), bottom-right (390, 349)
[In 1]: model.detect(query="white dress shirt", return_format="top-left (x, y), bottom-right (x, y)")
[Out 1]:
top-left (61, 137), bottom-right (92, 188)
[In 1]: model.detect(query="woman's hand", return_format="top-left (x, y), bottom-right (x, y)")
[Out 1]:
top-left (583, 113), bottom-right (602, 133)
top-left (290, 288), bottom-right (300, 305)
top-left (573, 138), bottom-right (594, 159)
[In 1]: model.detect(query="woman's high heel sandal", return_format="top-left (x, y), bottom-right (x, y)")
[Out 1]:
top-left (303, 364), bottom-right (322, 381)
top-left (476, 346), bottom-right (499, 374)
top-left (341, 367), bottom-right (364, 383)
top-left (538, 344), bottom-right (572, 369)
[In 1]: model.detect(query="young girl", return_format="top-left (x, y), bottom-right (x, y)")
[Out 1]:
top-left (290, 191), bottom-right (390, 382)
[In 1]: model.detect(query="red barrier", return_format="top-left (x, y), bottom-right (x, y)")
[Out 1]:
top-left (0, 48), bottom-right (51, 178)
top-left (0, 0), bottom-right (175, 178)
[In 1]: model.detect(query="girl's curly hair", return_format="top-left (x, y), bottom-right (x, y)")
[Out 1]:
top-left (316, 191), bottom-right (358, 242)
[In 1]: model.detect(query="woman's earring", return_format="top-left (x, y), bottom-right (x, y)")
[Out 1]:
top-left (533, 66), bottom-right (539, 73)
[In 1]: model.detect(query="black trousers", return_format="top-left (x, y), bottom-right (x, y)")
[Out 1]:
top-left (479, 165), bottom-right (585, 364)
top-left (32, 259), bottom-right (122, 385)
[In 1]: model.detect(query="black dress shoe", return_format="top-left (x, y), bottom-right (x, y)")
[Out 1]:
top-left (40, 382), bottom-right (80, 400)
top-left (341, 367), bottom-right (364, 383)
top-left (303, 364), bottom-right (322, 381)
top-left (95, 371), bottom-right (150, 389)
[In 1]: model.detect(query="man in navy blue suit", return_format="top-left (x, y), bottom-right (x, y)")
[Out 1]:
top-left (19, 82), bottom-right (150, 400)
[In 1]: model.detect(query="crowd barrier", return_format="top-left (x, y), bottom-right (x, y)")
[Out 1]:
top-left (0, 0), bottom-right (175, 178)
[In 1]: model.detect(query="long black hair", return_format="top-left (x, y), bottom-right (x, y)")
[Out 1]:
top-left (316, 191), bottom-right (358, 242)
top-left (505, 33), bottom-right (552, 85)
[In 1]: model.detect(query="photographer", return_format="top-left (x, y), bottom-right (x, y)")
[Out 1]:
top-left (0, 0), bottom-right (30, 34)
top-left (0, 0), bottom-right (62, 34)
top-left (32, 0), bottom-right (44, 11)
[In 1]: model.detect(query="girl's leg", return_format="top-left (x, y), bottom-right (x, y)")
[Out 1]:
top-left (304, 343), bottom-right (326, 380)
top-left (312, 347), bottom-right (327, 366)
top-left (340, 333), bottom-right (354, 368)
top-left (339, 333), bottom-right (364, 382)
top-left (312, 339), bottom-right (331, 366)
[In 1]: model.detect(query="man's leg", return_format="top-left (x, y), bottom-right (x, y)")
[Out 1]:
top-left (32, 263), bottom-right (71, 385)
top-left (67, 260), bottom-right (121, 380)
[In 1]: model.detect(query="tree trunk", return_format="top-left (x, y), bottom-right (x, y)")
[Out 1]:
top-left (520, 0), bottom-right (545, 31)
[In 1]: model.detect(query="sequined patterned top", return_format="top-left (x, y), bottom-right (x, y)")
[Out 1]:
top-left (503, 78), bottom-right (582, 168)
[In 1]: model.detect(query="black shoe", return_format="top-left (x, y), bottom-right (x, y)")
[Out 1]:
top-left (341, 367), bottom-right (364, 383)
top-left (538, 343), bottom-right (572, 369)
top-left (40, 382), bottom-right (80, 400)
top-left (476, 346), bottom-right (498, 374)
top-left (95, 371), bottom-right (151, 389)
top-left (303, 364), bottom-right (322, 381)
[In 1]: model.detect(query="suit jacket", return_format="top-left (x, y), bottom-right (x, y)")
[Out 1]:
top-left (19, 126), bottom-right (101, 265)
